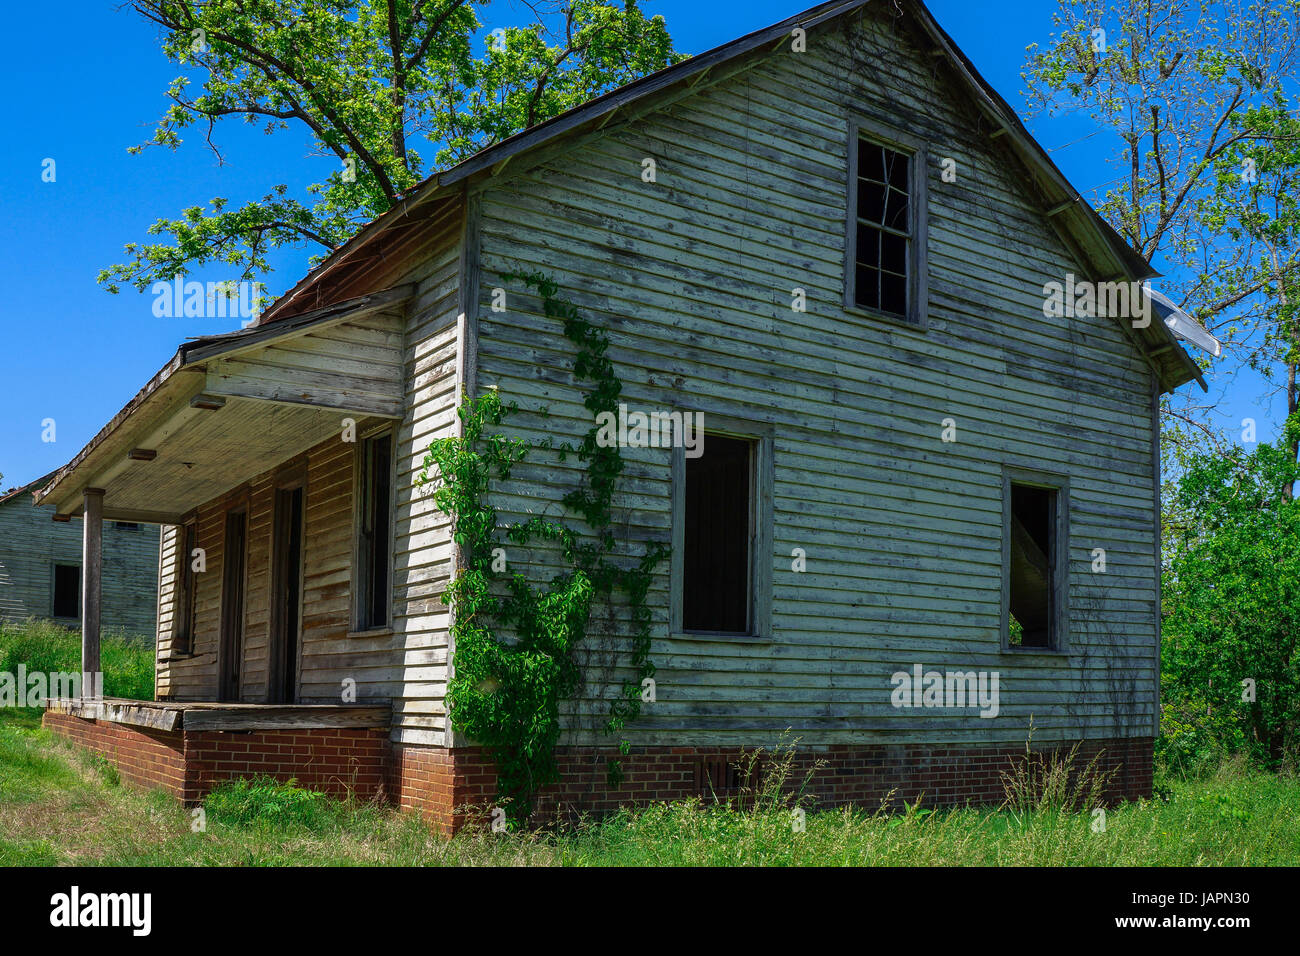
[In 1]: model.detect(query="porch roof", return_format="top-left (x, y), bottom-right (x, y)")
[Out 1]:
top-left (33, 285), bottom-right (413, 521)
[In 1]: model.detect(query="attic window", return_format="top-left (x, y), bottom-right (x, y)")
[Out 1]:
top-left (1003, 474), bottom-right (1069, 651)
top-left (847, 126), bottom-right (926, 325)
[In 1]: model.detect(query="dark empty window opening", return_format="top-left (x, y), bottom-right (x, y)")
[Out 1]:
top-left (357, 430), bottom-right (393, 630)
top-left (53, 564), bottom-right (80, 619)
top-left (854, 138), bottom-right (911, 318)
top-left (174, 522), bottom-right (198, 656)
top-left (1008, 483), bottom-right (1057, 648)
top-left (113, 521), bottom-right (140, 531)
top-left (683, 434), bottom-right (753, 634)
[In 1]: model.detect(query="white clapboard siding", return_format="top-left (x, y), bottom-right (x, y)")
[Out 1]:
top-left (390, 203), bottom-right (465, 747)
top-left (153, 199), bottom-right (465, 747)
top-left (466, 8), bottom-right (1160, 747)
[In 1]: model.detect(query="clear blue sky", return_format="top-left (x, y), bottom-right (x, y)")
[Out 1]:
top-left (0, 0), bottom-right (1269, 492)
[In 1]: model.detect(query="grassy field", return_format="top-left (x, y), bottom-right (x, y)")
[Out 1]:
top-left (0, 619), bottom-right (154, 701)
top-left (1, 706), bottom-right (1296, 866)
top-left (2, 619), bottom-right (1297, 866)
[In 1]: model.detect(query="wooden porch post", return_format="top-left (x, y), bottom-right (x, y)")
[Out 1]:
top-left (81, 487), bottom-right (104, 695)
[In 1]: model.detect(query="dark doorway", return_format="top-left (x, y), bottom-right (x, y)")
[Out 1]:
top-left (218, 510), bottom-right (247, 702)
top-left (268, 486), bottom-right (304, 704)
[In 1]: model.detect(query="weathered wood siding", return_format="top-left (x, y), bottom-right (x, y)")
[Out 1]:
top-left (0, 498), bottom-right (158, 636)
top-left (155, 523), bottom-right (180, 656)
top-left (468, 9), bottom-right (1159, 746)
top-left (205, 311), bottom-right (406, 419)
top-left (390, 201), bottom-right (464, 747)
top-left (158, 433), bottom-right (366, 701)
top-left (157, 199), bottom-right (465, 746)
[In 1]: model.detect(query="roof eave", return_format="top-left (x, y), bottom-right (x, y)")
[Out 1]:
top-left (33, 285), bottom-right (416, 511)
top-left (34, 349), bottom-right (190, 510)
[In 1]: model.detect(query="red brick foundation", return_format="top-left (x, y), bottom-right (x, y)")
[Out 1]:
top-left (392, 736), bottom-right (1154, 834)
top-left (43, 711), bottom-right (388, 803)
top-left (44, 711), bottom-right (1152, 834)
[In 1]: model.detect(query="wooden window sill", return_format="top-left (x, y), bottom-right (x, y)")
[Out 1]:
top-left (1000, 645), bottom-right (1070, 656)
top-left (842, 302), bottom-right (927, 330)
top-left (348, 626), bottom-right (393, 639)
top-left (670, 631), bottom-right (773, 645)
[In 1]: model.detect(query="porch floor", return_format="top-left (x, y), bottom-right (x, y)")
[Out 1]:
top-left (45, 696), bottom-right (391, 732)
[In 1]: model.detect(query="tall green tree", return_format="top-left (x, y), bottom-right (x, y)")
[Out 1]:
top-left (1022, 0), bottom-right (1300, 457)
top-left (99, 0), bottom-right (680, 293)
top-left (1200, 93), bottom-right (1300, 485)
top-left (1162, 415), bottom-right (1300, 768)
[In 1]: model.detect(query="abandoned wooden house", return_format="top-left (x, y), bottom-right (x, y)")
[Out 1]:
top-left (0, 474), bottom-right (158, 633)
top-left (39, 0), bottom-right (1216, 831)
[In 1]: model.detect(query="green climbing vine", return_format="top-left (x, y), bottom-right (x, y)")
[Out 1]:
top-left (416, 271), bottom-right (668, 824)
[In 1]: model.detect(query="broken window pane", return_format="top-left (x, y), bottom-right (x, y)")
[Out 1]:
top-left (1008, 483), bottom-right (1057, 648)
top-left (854, 137), bottom-right (911, 317)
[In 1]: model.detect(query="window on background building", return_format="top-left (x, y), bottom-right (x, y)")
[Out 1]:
top-left (52, 563), bottom-right (80, 619)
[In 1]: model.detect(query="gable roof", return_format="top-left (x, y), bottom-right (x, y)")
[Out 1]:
top-left (254, 0), bottom-right (1203, 392)
top-left (35, 0), bottom-right (1208, 512)
top-left (0, 471), bottom-right (58, 508)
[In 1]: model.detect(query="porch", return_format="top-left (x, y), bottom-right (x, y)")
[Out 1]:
top-left (44, 697), bottom-right (393, 803)
top-left (34, 286), bottom-right (415, 804)
top-left (32, 286), bottom-right (413, 703)
top-left (46, 696), bottom-right (392, 731)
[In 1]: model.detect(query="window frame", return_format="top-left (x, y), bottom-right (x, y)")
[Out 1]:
top-left (171, 519), bottom-right (199, 658)
top-left (669, 416), bottom-right (774, 643)
top-left (351, 422), bottom-right (397, 635)
top-left (1000, 466), bottom-right (1071, 654)
top-left (844, 117), bottom-right (929, 328)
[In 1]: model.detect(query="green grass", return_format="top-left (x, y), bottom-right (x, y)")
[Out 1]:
top-left (0, 618), bottom-right (154, 704)
top-left (0, 708), bottom-right (1296, 866)
top-left (3, 620), bottom-right (1295, 866)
